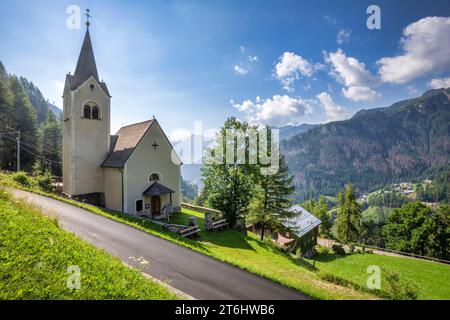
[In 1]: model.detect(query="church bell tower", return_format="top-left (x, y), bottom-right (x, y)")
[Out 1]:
top-left (62, 9), bottom-right (111, 205)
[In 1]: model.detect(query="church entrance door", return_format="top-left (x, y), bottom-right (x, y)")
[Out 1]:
top-left (151, 196), bottom-right (161, 216)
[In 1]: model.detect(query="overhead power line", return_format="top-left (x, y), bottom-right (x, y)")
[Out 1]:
top-left (0, 134), bottom-right (63, 168)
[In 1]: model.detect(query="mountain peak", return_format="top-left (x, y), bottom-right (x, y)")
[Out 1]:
top-left (421, 87), bottom-right (449, 98)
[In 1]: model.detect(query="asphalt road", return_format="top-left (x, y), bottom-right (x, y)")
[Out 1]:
top-left (12, 189), bottom-right (311, 300)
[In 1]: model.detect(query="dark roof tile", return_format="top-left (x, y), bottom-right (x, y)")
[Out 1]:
top-left (143, 181), bottom-right (175, 196)
top-left (102, 120), bottom-right (154, 168)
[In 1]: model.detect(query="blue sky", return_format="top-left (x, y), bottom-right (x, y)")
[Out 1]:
top-left (1, 0), bottom-right (450, 139)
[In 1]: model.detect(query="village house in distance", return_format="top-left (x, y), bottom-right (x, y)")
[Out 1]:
top-left (62, 17), bottom-right (182, 217)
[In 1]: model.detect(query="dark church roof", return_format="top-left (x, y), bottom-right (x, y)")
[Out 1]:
top-left (66, 28), bottom-right (110, 96)
top-left (102, 120), bottom-right (155, 168)
top-left (143, 181), bottom-right (175, 196)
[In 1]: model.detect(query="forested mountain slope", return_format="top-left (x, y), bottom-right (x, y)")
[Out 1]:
top-left (282, 88), bottom-right (450, 200)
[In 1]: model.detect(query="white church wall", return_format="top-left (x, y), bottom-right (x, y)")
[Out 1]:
top-left (64, 76), bottom-right (111, 196)
top-left (124, 121), bottom-right (181, 215)
top-left (104, 167), bottom-right (122, 212)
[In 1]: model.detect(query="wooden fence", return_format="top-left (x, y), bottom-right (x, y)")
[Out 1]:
top-left (181, 202), bottom-right (222, 217)
top-left (319, 237), bottom-right (449, 265)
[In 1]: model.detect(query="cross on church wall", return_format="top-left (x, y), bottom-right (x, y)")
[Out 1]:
top-left (152, 141), bottom-right (159, 150)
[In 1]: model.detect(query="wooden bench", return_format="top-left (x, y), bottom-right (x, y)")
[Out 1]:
top-left (208, 218), bottom-right (229, 231)
top-left (179, 225), bottom-right (200, 238)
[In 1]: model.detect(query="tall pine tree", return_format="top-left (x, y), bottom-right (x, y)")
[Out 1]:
top-left (8, 76), bottom-right (38, 171)
top-left (39, 110), bottom-right (62, 175)
top-left (249, 155), bottom-right (295, 241)
top-left (0, 62), bottom-right (14, 169)
top-left (336, 182), bottom-right (362, 243)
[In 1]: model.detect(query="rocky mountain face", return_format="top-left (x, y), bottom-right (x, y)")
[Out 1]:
top-left (281, 88), bottom-right (450, 201)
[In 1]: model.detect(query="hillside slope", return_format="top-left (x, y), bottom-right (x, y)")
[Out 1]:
top-left (0, 189), bottom-right (178, 299)
top-left (282, 88), bottom-right (450, 200)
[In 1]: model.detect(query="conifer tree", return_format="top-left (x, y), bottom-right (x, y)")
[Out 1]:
top-left (9, 76), bottom-right (38, 170)
top-left (40, 110), bottom-right (62, 175)
top-left (336, 182), bottom-right (362, 243)
top-left (249, 155), bottom-right (295, 241)
top-left (0, 62), bottom-right (14, 168)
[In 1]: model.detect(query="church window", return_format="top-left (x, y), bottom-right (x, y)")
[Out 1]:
top-left (83, 104), bottom-right (91, 118)
top-left (149, 173), bottom-right (160, 182)
top-left (92, 106), bottom-right (100, 120)
top-left (135, 199), bottom-right (143, 213)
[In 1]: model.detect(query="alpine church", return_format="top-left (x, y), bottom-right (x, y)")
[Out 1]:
top-left (62, 15), bottom-right (182, 217)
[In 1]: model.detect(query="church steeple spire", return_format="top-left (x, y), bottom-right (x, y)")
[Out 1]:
top-left (73, 9), bottom-right (99, 85)
top-left (85, 8), bottom-right (92, 28)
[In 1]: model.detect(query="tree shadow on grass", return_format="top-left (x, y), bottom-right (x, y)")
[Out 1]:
top-left (292, 257), bottom-right (319, 272)
top-left (313, 252), bottom-right (348, 263)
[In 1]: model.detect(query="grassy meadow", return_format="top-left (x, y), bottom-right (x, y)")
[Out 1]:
top-left (312, 250), bottom-right (450, 300)
top-left (0, 188), bottom-right (178, 300)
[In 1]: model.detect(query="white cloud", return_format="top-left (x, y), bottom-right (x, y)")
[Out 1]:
top-left (342, 86), bottom-right (380, 102)
top-left (169, 128), bottom-right (191, 143)
top-left (234, 65), bottom-right (248, 75)
top-left (233, 52), bottom-right (258, 76)
top-left (316, 92), bottom-right (350, 122)
top-left (231, 95), bottom-right (314, 126)
top-left (274, 52), bottom-right (317, 91)
top-left (337, 29), bottom-right (352, 45)
top-left (53, 80), bottom-right (64, 91)
top-left (324, 15), bottom-right (337, 25)
top-left (203, 128), bottom-right (219, 142)
top-left (377, 17), bottom-right (450, 84)
top-left (428, 76), bottom-right (450, 89)
top-left (325, 49), bottom-right (380, 102)
top-left (406, 85), bottom-right (418, 95)
top-left (326, 49), bottom-right (377, 87)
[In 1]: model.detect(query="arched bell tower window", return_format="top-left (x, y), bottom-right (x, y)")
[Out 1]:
top-left (92, 106), bottom-right (100, 120)
top-left (82, 103), bottom-right (101, 120)
top-left (149, 173), bottom-right (160, 182)
top-left (83, 104), bottom-right (91, 119)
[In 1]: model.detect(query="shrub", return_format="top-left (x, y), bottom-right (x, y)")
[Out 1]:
top-left (0, 188), bottom-right (10, 201)
top-left (383, 269), bottom-right (419, 300)
top-left (332, 244), bottom-right (346, 255)
top-left (317, 245), bottom-right (333, 255)
top-left (32, 161), bottom-right (43, 176)
top-left (36, 173), bottom-right (54, 193)
top-left (11, 171), bottom-right (31, 187)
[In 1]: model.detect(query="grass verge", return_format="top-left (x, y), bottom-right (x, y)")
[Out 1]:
top-left (312, 248), bottom-right (450, 300)
top-left (0, 187), bottom-right (179, 300)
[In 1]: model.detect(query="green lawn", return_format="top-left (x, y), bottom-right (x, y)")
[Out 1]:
top-left (0, 188), bottom-right (178, 300)
top-left (312, 250), bottom-right (450, 300)
top-left (169, 209), bottom-right (377, 300)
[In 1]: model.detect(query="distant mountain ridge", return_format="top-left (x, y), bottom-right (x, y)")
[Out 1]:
top-left (281, 88), bottom-right (450, 201)
top-left (277, 123), bottom-right (319, 141)
top-left (47, 102), bottom-right (62, 119)
top-left (19, 77), bottom-right (62, 123)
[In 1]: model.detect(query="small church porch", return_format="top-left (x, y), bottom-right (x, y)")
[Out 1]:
top-left (142, 181), bottom-right (175, 220)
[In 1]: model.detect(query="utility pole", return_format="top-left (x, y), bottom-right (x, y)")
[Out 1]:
top-left (16, 131), bottom-right (20, 172)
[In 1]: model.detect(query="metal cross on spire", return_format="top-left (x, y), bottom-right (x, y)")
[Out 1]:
top-left (85, 9), bottom-right (92, 28)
